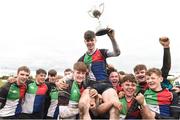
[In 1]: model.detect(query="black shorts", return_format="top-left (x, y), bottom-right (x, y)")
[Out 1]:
top-left (1, 115), bottom-right (19, 119)
top-left (89, 80), bottom-right (113, 94)
top-left (90, 110), bottom-right (109, 119)
top-left (18, 113), bottom-right (43, 119)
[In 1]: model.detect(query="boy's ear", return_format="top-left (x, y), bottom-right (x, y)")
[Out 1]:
top-left (159, 76), bottom-right (163, 82)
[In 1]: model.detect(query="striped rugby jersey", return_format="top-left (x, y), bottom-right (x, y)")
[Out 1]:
top-left (0, 83), bottom-right (26, 117)
top-left (79, 49), bottom-right (108, 81)
top-left (47, 84), bottom-right (59, 119)
top-left (119, 97), bottom-right (141, 119)
top-left (136, 81), bottom-right (149, 94)
top-left (144, 88), bottom-right (173, 117)
top-left (22, 81), bottom-right (48, 115)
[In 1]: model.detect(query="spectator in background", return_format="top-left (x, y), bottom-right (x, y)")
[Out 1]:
top-left (45, 69), bottom-right (57, 82)
top-left (64, 68), bottom-right (73, 80)
top-left (109, 69), bottom-right (122, 94)
top-left (172, 76), bottom-right (180, 93)
top-left (171, 76), bottom-right (180, 119)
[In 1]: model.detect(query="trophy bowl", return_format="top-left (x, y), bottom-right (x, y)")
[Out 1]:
top-left (95, 28), bottom-right (110, 36)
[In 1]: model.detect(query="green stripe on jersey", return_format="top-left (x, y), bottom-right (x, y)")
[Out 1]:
top-left (84, 54), bottom-right (92, 65)
top-left (144, 89), bottom-right (158, 105)
top-left (70, 81), bottom-right (80, 102)
top-left (136, 84), bottom-right (140, 93)
top-left (7, 84), bottom-right (20, 100)
top-left (27, 82), bottom-right (38, 94)
top-left (119, 97), bottom-right (128, 115)
top-left (50, 88), bottom-right (58, 100)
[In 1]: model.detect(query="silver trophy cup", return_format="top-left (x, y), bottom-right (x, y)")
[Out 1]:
top-left (88, 3), bottom-right (109, 36)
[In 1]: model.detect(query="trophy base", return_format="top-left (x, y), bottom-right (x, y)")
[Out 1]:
top-left (95, 28), bottom-right (109, 36)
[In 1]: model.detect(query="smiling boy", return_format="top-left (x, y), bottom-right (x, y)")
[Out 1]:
top-left (0, 66), bottom-right (30, 119)
top-left (144, 68), bottom-right (178, 119)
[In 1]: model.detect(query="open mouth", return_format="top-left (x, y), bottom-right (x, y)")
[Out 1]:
top-left (126, 90), bottom-right (135, 95)
top-left (112, 81), bottom-right (118, 85)
top-left (148, 82), bottom-right (155, 87)
top-left (138, 76), bottom-right (145, 79)
top-left (20, 79), bottom-right (26, 83)
top-left (112, 81), bottom-right (117, 83)
top-left (137, 76), bottom-right (145, 82)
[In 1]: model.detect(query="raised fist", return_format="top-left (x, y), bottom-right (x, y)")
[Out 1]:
top-left (159, 36), bottom-right (170, 48)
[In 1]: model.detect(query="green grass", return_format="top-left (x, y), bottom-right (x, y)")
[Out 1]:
top-left (0, 79), bottom-right (7, 88)
top-left (0, 80), bottom-right (3, 88)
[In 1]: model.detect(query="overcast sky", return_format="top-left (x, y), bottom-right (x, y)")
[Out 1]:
top-left (0, 0), bottom-right (180, 76)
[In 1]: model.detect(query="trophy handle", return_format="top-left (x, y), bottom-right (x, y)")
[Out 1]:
top-left (99, 3), bottom-right (104, 15)
top-left (88, 10), bottom-right (95, 18)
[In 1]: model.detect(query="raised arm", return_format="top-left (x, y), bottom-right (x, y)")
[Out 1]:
top-left (106, 28), bottom-right (121, 57)
top-left (159, 37), bottom-right (171, 79)
top-left (159, 37), bottom-right (173, 90)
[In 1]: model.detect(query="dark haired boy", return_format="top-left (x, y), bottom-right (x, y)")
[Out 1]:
top-left (20, 68), bottom-right (49, 119)
top-left (45, 69), bottom-right (57, 82)
top-left (119, 74), bottom-right (150, 119)
top-left (0, 66), bottom-right (30, 119)
top-left (78, 28), bottom-right (121, 119)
